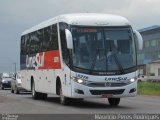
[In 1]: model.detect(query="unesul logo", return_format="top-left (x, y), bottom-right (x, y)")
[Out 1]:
top-left (105, 77), bottom-right (127, 81)
top-left (26, 52), bottom-right (44, 69)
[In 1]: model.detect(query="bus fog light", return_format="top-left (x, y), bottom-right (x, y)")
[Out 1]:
top-left (75, 89), bottom-right (84, 94)
top-left (129, 88), bottom-right (136, 93)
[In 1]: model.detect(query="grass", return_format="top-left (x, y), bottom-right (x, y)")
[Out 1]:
top-left (137, 82), bottom-right (160, 96)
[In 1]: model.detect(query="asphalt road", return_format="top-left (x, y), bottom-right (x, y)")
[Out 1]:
top-left (0, 89), bottom-right (160, 114)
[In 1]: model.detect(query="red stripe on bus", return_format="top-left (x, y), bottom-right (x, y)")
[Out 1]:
top-left (38, 50), bottom-right (61, 69)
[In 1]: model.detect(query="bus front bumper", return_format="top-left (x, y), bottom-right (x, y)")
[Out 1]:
top-left (71, 81), bottom-right (137, 98)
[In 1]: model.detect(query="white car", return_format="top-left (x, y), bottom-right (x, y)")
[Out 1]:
top-left (11, 73), bottom-right (26, 94)
top-left (0, 73), bottom-right (12, 90)
top-left (137, 75), bottom-right (146, 82)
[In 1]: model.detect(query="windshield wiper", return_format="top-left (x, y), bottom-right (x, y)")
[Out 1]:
top-left (113, 53), bottom-right (125, 74)
top-left (90, 45), bottom-right (100, 73)
top-left (107, 40), bottom-right (125, 74)
top-left (90, 49), bottom-right (99, 73)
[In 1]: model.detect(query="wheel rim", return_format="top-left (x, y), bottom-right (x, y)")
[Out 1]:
top-left (32, 83), bottom-right (35, 97)
top-left (60, 87), bottom-right (64, 104)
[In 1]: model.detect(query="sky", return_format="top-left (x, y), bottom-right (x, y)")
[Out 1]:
top-left (0, 0), bottom-right (160, 72)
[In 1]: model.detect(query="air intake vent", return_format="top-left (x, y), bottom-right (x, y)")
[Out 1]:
top-left (90, 89), bottom-right (125, 95)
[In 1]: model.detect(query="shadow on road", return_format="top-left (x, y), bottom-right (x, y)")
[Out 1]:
top-left (17, 92), bottom-right (31, 95)
top-left (34, 97), bottom-right (130, 109)
top-left (1, 90), bottom-right (131, 109)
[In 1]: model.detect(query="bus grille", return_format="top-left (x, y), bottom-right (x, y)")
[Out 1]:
top-left (86, 82), bottom-right (129, 87)
top-left (90, 89), bottom-right (125, 95)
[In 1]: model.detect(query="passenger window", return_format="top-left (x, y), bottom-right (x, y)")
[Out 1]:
top-left (37, 29), bottom-right (43, 53)
top-left (25, 34), bottom-right (30, 54)
top-left (43, 26), bottom-right (51, 51)
top-left (21, 36), bottom-right (26, 55)
top-left (51, 24), bottom-right (58, 50)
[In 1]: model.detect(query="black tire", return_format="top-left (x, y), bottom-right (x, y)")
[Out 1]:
top-left (11, 88), bottom-right (14, 93)
top-left (32, 81), bottom-right (40, 99)
top-left (1, 86), bottom-right (4, 90)
top-left (15, 86), bottom-right (19, 94)
top-left (40, 93), bottom-right (48, 100)
top-left (31, 81), bottom-right (47, 100)
top-left (108, 98), bottom-right (120, 106)
top-left (59, 85), bottom-right (70, 105)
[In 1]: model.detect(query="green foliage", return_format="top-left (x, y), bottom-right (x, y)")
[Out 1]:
top-left (138, 82), bottom-right (160, 96)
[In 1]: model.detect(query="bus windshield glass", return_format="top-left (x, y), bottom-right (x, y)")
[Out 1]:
top-left (71, 27), bottom-right (136, 73)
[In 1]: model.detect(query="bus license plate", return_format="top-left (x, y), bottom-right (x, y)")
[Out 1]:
top-left (102, 94), bottom-right (113, 98)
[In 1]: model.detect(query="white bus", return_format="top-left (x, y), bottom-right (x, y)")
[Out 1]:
top-left (20, 13), bottom-right (143, 106)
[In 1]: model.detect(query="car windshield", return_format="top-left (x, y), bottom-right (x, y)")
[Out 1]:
top-left (2, 73), bottom-right (10, 78)
top-left (71, 27), bottom-right (136, 73)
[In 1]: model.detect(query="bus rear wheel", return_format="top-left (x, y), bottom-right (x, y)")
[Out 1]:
top-left (32, 81), bottom-right (38, 99)
top-left (31, 81), bottom-right (47, 100)
top-left (108, 98), bottom-right (120, 106)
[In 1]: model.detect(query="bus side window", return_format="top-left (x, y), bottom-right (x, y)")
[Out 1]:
top-left (25, 34), bottom-right (30, 55)
top-left (43, 27), bottom-right (51, 52)
top-left (51, 24), bottom-right (58, 50)
top-left (37, 29), bottom-right (43, 53)
top-left (30, 32), bottom-right (35, 54)
top-left (21, 36), bottom-right (26, 55)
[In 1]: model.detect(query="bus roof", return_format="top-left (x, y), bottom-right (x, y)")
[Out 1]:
top-left (22, 13), bottom-right (131, 35)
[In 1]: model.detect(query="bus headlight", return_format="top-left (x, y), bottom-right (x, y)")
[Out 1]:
top-left (74, 78), bottom-right (86, 85)
top-left (77, 79), bottom-right (84, 84)
top-left (71, 76), bottom-right (90, 85)
top-left (129, 78), bottom-right (136, 83)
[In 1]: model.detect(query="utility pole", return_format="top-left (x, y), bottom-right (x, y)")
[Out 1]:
top-left (13, 63), bottom-right (17, 73)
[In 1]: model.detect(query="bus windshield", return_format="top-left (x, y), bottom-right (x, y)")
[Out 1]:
top-left (71, 27), bottom-right (136, 73)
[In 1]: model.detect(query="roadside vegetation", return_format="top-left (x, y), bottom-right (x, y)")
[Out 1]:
top-left (138, 82), bottom-right (160, 96)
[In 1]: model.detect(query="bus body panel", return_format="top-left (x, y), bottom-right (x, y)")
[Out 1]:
top-left (21, 67), bottom-right (137, 98)
top-left (20, 13), bottom-right (139, 101)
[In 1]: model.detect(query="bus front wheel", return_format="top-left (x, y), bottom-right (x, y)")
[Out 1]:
top-left (59, 85), bottom-right (70, 105)
top-left (108, 98), bottom-right (120, 106)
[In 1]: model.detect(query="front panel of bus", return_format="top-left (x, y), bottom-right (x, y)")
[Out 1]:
top-left (62, 24), bottom-right (138, 98)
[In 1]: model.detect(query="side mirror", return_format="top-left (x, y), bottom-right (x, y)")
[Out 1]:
top-left (134, 30), bottom-right (143, 50)
top-left (65, 29), bottom-right (73, 49)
